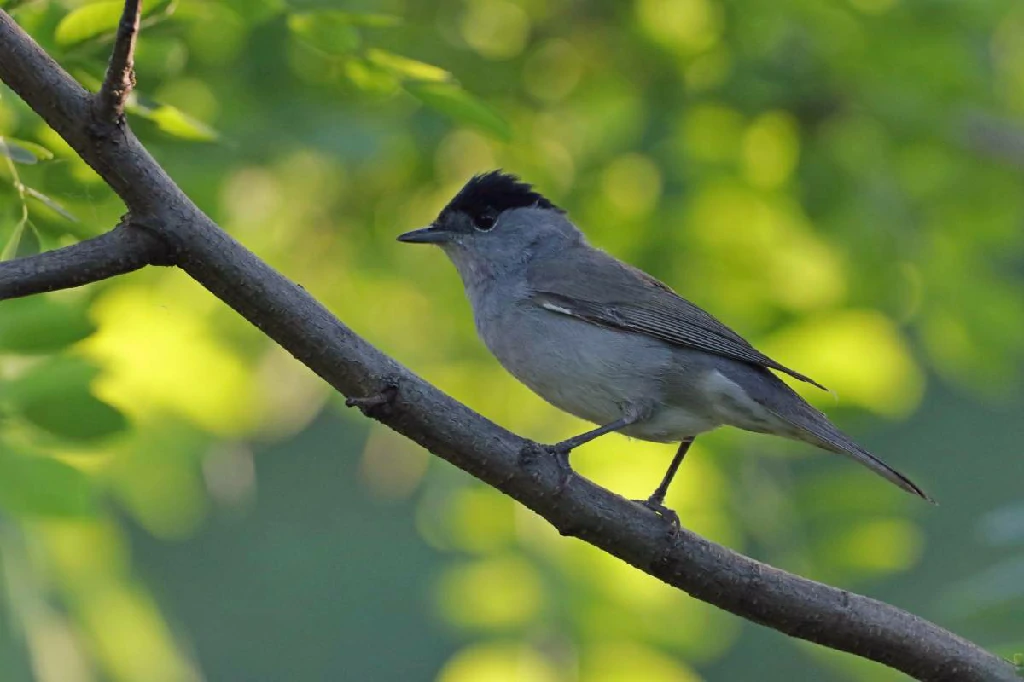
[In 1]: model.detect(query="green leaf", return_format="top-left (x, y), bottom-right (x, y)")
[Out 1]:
top-left (344, 13), bottom-right (402, 28)
top-left (56, 1), bottom-right (127, 46)
top-left (20, 387), bottom-right (128, 442)
top-left (340, 59), bottom-right (400, 95)
top-left (3, 357), bottom-right (102, 401)
top-left (145, 105), bottom-right (219, 142)
top-left (287, 11), bottom-right (361, 56)
top-left (404, 81), bottom-right (512, 141)
top-left (5, 358), bottom-right (127, 442)
top-left (0, 0), bottom-right (37, 11)
top-left (2, 218), bottom-right (42, 260)
top-left (0, 138), bottom-right (53, 165)
top-left (22, 186), bottom-right (78, 222)
top-left (0, 297), bottom-right (96, 354)
top-left (0, 450), bottom-right (97, 517)
top-left (55, 0), bottom-right (176, 48)
top-left (365, 49), bottom-right (451, 83)
top-left (1, 216), bottom-right (28, 261)
top-left (127, 94), bottom-right (219, 142)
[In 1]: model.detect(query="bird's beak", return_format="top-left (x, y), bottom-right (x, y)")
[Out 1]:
top-left (397, 224), bottom-right (451, 244)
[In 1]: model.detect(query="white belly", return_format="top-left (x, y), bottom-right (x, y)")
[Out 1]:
top-left (620, 404), bottom-right (721, 443)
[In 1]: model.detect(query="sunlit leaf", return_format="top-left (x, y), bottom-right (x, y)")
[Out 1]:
top-left (345, 13), bottom-right (402, 27)
top-left (0, 137), bottom-right (53, 164)
top-left (826, 518), bottom-right (924, 576)
top-left (22, 185), bottom-right (78, 222)
top-left (55, 0), bottom-right (176, 48)
top-left (342, 59), bottom-right (401, 95)
top-left (5, 358), bottom-right (128, 442)
top-left (582, 642), bottom-right (703, 682)
top-left (763, 310), bottom-right (923, 416)
top-left (145, 105), bottom-right (219, 142)
top-left (1, 216), bottom-right (28, 261)
top-left (127, 93), bottom-right (218, 141)
top-left (436, 557), bottom-right (542, 628)
top-left (404, 81), bottom-right (511, 141)
top-left (83, 285), bottom-right (261, 436)
top-left (0, 0), bottom-right (36, 10)
top-left (437, 643), bottom-right (559, 682)
top-left (365, 49), bottom-right (451, 82)
top-left (287, 11), bottom-right (361, 55)
top-left (0, 296), bottom-right (96, 354)
top-left (0, 450), bottom-right (97, 517)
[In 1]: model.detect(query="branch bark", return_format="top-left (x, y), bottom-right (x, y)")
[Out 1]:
top-left (96, 0), bottom-right (140, 121)
top-left (0, 221), bottom-right (168, 300)
top-left (0, 9), bottom-right (1016, 681)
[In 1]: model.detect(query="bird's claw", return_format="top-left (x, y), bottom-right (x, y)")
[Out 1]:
top-left (520, 440), bottom-right (577, 489)
top-left (546, 442), bottom-right (572, 470)
top-left (547, 444), bottom-right (576, 493)
top-left (635, 496), bottom-right (680, 527)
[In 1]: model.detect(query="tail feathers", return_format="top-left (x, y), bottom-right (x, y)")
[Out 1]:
top-left (766, 402), bottom-right (935, 504)
top-left (723, 363), bottom-right (933, 502)
top-left (828, 437), bottom-right (934, 504)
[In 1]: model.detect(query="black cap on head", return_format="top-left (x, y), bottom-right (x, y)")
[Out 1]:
top-left (439, 171), bottom-right (563, 229)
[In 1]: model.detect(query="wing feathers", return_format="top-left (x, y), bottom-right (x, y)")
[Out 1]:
top-left (526, 247), bottom-right (827, 391)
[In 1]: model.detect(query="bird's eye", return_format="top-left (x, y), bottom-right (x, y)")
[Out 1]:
top-left (474, 209), bottom-right (498, 232)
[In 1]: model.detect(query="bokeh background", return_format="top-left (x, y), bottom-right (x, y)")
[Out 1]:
top-left (1, 0), bottom-right (1023, 680)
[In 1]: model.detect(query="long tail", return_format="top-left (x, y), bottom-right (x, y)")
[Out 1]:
top-left (740, 369), bottom-right (935, 503)
top-left (798, 416), bottom-right (934, 503)
top-left (769, 401), bottom-right (934, 503)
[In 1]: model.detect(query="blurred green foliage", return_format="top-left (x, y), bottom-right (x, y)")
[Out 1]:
top-left (1, 0), bottom-right (1023, 680)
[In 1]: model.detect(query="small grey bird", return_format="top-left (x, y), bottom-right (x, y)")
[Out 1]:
top-left (398, 171), bottom-right (931, 520)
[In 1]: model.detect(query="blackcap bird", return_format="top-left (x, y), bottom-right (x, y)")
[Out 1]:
top-left (398, 171), bottom-right (931, 521)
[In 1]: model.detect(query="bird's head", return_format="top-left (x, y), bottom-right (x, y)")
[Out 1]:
top-left (398, 171), bottom-right (581, 281)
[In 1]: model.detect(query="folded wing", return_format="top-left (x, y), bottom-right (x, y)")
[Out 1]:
top-left (526, 246), bottom-right (827, 391)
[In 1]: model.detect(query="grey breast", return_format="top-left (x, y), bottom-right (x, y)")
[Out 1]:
top-left (469, 278), bottom-right (674, 428)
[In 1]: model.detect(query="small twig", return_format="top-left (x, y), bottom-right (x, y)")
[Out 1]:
top-left (95, 0), bottom-right (141, 122)
top-left (0, 221), bottom-right (169, 301)
top-left (345, 383), bottom-right (399, 419)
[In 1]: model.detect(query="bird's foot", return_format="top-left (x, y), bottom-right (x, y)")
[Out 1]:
top-left (345, 382), bottom-right (399, 419)
top-left (546, 440), bottom-right (579, 493)
top-left (635, 495), bottom-right (680, 527)
top-left (518, 440), bottom-right (576, 493)
top-left (546, 439), bottom-right (575, 470)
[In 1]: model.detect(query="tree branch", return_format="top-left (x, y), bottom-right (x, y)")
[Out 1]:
top-left (96, 0), bottom-right (140, 122)
top-left (0, 9), bottom-right (1016, 681)
top-left (0, 222), bottom-right (169, 301)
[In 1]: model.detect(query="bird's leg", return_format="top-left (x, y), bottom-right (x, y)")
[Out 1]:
top-left (638, 437), bottom-right (694, 526)
top-left (548, 416), bottom-right (637, 467)
top-left (538, 415), bottom-right (639, 492)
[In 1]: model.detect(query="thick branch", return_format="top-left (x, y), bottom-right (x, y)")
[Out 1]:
top-left (0, 9), bottom-right (1016, 682)
top-left (96, 0), bottom-right (141, 121)
top-left (0, 222), bottom-right (168, 300)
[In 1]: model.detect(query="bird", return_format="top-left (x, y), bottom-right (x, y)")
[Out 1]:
top-left (397, 170), bottom-right (932, 522)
